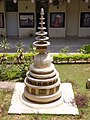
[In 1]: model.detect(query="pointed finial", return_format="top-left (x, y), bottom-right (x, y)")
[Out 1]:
top-left (41, 8), bottom-right (44, 14)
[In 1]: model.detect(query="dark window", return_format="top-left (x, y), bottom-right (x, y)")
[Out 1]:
top-left (19, 13), bottom-right (34, 28)
top-left (6, 0), bottom-right (18, 12)
top-left (80, 12), bottom-right (90, 27)
top-left (0, 13), bottom-right (4, 28)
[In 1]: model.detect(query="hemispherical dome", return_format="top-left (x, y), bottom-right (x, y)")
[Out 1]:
top-left (34, 53), bottom-right (51, 68)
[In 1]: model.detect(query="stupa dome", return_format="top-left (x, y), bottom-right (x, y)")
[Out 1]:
top-left (34, 53), bottom-right (52, 68)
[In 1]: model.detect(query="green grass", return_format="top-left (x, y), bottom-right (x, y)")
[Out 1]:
top-left (0, 64), bottom-right (90, 120)
top-left (0, 91), bottom-right (5, 106)
top-left (56, 64), bottom-right (90, 95)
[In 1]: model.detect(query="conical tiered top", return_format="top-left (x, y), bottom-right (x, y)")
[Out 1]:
top-left (23, 8), bottom-right (62, 103)
top-left (33, 8), bottom-right (50, 53)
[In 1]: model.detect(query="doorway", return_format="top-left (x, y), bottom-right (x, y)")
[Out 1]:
top-left (6, 12), bottom-right (18, 37)
top-left (6, 0), bottom-right (18, 37)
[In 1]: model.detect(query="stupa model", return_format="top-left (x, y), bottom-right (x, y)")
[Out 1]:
top-left (24, 8), bottom-right (62, 103)
top-left (8, 8), bottom-right (79, 115)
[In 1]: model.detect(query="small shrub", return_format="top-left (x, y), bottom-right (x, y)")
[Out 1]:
top-left (79, 44), bottom-right (90, 54)
top-left (83, 54), bottom-right (90, 61)
top-left (0, 38), bottom-right (10, 52)
top-left (17, 63), bottom-right (29, 81)
top-left (59, 53), bottom-right (68, 61)
top-left (0, 54), bottom-right (3, 59)
top-left (0, 54), bottom-right (7, 64)
top-left (71, 54), bottom-right (83, 62)
top-left (5, 53), bottom-right (17, 63)
top-left (16, 42), bottom-right (24, 53)
top-left (53, 53), bottom-right (82, 63)
top-left (16, 42), bottom-right (24, 63)
top-left (60, 46), bottom-right (70, 53)
top-left (53, 54), bottom-right (68, 62)
top-left (53, 54), bottom-right (59, 62)
top-left (24, 53), bottom-right (34, 61)
top-left (75, 94), bottom-right (89, 108)
top-left (0, 38), bottom-right (11, 63)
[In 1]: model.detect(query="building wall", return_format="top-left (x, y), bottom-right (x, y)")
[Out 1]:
top-left (49, 0), bottom-right (90, 37)
top-left (0, 0), bottom-right (90, 38)
top-left (0, 1), bottom-right (6, 37)
top-left (79, 0), bottom-right (90, 37)
top-left (18, 0), bottom-right (35, 38)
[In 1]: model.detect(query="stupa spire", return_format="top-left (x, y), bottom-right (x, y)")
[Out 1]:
top-left (33, 8), bottom-right (49, 53)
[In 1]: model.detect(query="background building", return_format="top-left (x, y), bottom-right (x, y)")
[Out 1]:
top-left (0, 0), bottom-right (90, 38)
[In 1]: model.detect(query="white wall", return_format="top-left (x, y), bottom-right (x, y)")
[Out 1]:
top-left (19, 28), bottom-right (35, 38)
top-left (49, 28), bottom-right (65, 37)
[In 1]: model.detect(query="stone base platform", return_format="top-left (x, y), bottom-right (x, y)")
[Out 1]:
top-left (8, 83), bottom-right (79, 115)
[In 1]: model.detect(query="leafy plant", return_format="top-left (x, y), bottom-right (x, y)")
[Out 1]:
top-left (78, 44), bottom-right (90, 54)
top-left (60, 46), bottom-right (70, 54)
top-left (53, 53), bottom-right (67, 62)
top-left (5, 53), bottom-right (18, 63)
top-left (17, 63), bottom-right (29, 81)
top-left (24, 53), bottom-right (34, 62)
top-left (0, 38), bottom-right (10, 52)
top-left (70, 54), bottom-right (83, 62)
top-left (0, 38), bottom-right (10, 63)
top-left (16, 42), bottom-right (24, 63)
top-left (16, 42), bottom-right (24, 53)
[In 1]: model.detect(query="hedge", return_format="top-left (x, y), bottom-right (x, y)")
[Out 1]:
top-left (53, 53), bottom-right (90, 63)
top-left (0, 53), bottom-right (34, 64)
top-left (0, 53), bottom-right (90, 64)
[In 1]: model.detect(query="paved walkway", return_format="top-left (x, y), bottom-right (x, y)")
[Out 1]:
top-left (0, 37), bottom-right (90, 53)
top-left (0, 82), bottom-right (15, 90)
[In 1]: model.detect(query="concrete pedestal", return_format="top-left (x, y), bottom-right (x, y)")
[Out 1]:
top-left (8, 82), bottom-right (79, 115)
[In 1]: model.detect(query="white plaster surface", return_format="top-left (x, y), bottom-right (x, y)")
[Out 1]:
top-left (8, 83), bottom-right (79, 115)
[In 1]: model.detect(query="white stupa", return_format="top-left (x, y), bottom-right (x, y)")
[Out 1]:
top-left (24, 8), bottom-right (62, 103)
top-left (8, 8), bottom-right (79, 115)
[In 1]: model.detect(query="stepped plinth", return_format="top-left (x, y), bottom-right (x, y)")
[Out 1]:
top-left (23, 8), bottom-right (62, 103)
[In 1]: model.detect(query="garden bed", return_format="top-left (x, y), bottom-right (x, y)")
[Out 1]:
top-left (0, 64), bottom-right (90, 119)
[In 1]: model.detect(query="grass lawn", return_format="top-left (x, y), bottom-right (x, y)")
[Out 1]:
top-left (0, 64), bottom-right (90, 120)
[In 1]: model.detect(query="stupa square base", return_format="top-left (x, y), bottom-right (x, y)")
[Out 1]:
top-left (8, 83), bottom-right (79, 115)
